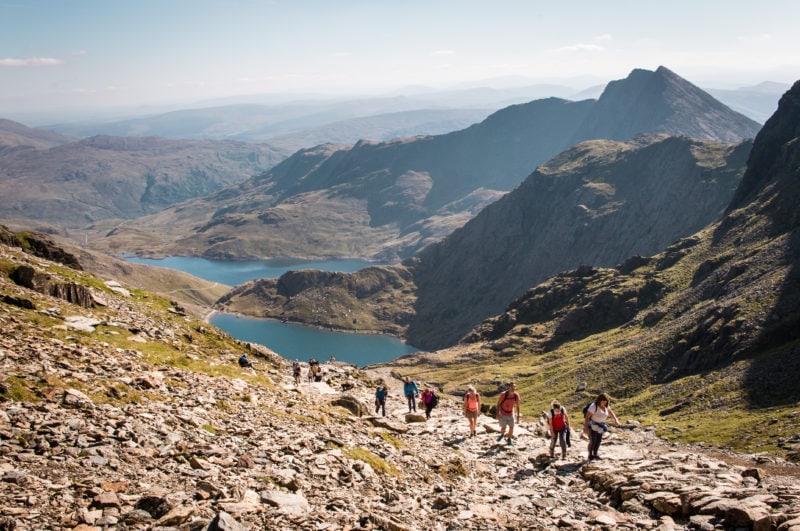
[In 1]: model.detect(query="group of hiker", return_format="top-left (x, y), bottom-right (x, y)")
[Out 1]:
top-left (289, 357), bottom-right (335, 384)
top-left (378, 377), bottom-right (620, 461)
top-left (242, 352), bottom-right (620, 461)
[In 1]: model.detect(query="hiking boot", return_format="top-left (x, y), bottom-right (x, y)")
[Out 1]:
top-left (507, 438), bottom-right (514, 446)
top-left (496, 434), bottom-right (504, 442)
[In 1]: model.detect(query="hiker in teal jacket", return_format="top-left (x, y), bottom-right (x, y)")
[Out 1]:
top-left (403, 377), bottom-right (419, 412)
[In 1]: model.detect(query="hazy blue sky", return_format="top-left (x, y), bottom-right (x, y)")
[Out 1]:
top-left (1, 0), bottom-right (798, 114)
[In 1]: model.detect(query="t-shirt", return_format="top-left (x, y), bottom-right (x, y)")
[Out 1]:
top-left (498, 391), bottom-right (519, 416)
top-left (587, 402), bottom-right (608, 423)
top-left (465, 393), bottom-right (480, 412)
top-left (551, 409), bottom-right (566, 431)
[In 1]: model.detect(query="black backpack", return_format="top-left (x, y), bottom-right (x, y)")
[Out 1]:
top-left (582, 402), bottom-right (594, 418)
top-left (430, 391), bottom-right (439, 408)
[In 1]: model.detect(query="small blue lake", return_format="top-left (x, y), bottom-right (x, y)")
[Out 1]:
top-left (210, 313), bottom-right (419, 367)
top-left (124, 255), bottom-right (422, 366)
top-left (125, 256), bottom-right (376, 286)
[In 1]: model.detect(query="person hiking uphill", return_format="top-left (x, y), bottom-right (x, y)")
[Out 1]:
top-left (375, 384), bottom-right (389, 417)
top-left (584, 392), bottom-right (619, 460)
top-left (403, 377), bottom-right (420, 413)
top-left (548, 399), bottom-right (570, 459)
top-left (495, 382), bottom-right (520, 446)
top-left (420, 386), bottom-right (438, 419)
top-left (463, 386), bottom-right (481, 437)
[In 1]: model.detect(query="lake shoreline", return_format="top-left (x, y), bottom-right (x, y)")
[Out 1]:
top-left (205, 308), bottom-right (416, 343)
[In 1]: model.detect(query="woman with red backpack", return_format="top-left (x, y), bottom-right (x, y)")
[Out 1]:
top-left (548, 399), bottom-right (570, 459)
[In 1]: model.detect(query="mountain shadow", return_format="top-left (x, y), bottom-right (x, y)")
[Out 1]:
top-left (406, 134), bottom-right (752, 349)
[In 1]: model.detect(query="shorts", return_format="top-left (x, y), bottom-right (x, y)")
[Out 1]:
top-left (498, 413), bottom-right (515, 429)
top-left (464, 410), bottom-right (479, 420)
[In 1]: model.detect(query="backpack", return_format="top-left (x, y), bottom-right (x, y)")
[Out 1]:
top-left (582, 402), bottom-right (595, 418)
top-left (499, 391), bottom-right (517, 415)
top-left (429, 391), bottom-right (439, 408)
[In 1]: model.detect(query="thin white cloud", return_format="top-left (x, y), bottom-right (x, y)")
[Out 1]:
top-left (331, 52), bottom-right (352, 58)
top-left (70, 50), bottom-right (88, 56)
top-left (431, 50), bottom-right (455, 56)
top-left (551, 44), bottom-right (605, 53)
top-left (595, 34), bottom-right (612, 42)
top-left (0, 57), bottom-right (65, 67)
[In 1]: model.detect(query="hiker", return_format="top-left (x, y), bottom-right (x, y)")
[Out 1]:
top-left (463, 386), bottom-right (481, 437)
top-left (584, 392), bottom-right (620, 460)
top-left (375, 383), bottom-right (388, 417)
top-left (495, 382), bottom-right (520, 446)
top-left (238, 353), bottom-right (254, 369)
top-left (308, 359), bottom-right (319, 382)
top-left (548, 399), bottom-right (570, 459)
top-left (403, 376), bottom-right (420, 412)
top-left (292, 361), bottom-right (301, 385)
top-left (421, 386), bottom-right (437, 419)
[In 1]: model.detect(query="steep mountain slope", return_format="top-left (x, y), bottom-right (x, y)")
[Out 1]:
top-left (0, 122), bottom-right (290, 230)
top-left (213, 135), bottom-right (751, 349)
top-left (391, 80), bottom-right (800, 454)
top-left (407, 134), bottom-right (752, 349)
top-left (110, 67), bottom-right (760, 261)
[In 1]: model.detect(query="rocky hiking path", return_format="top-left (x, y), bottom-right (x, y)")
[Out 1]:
top-left (2, 324), bottom-right (800, 531)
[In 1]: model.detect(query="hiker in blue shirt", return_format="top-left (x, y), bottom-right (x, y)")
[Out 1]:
top-left (238, 353), bottom-right (254, 369)
top-left (403, 376), bottom-right (419, 413)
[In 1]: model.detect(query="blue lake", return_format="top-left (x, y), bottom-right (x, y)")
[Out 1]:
top-left (210, 313), bottom-right (419, 367)
top-left (125, 256), bottom-right (376, 286)
top-left (124, 255), bottom-right (421, 366)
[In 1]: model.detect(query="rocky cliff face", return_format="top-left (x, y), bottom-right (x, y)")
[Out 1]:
top-left (1, 239), bottom-right (799, 530)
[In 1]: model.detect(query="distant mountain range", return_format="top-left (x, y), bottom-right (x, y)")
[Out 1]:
top-left (0, 122), bottom-right (289, 231)
top-left (35, 78), bottom-right (786, 152)
top-left (100, 67), bottom-right (760, 262)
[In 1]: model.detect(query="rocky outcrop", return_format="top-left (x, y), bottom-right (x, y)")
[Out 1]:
top-left (13, 229), bottom-right (82, 269)
top-left (215, 265), bottom-right (417, 335)
top-left (9, 265), bottom-right (94, 308)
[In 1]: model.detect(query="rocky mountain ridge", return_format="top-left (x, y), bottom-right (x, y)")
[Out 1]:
top-left (96, 67), bottom-right (760, 262)
top-left (1, 238), bottom-right (799, 530)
